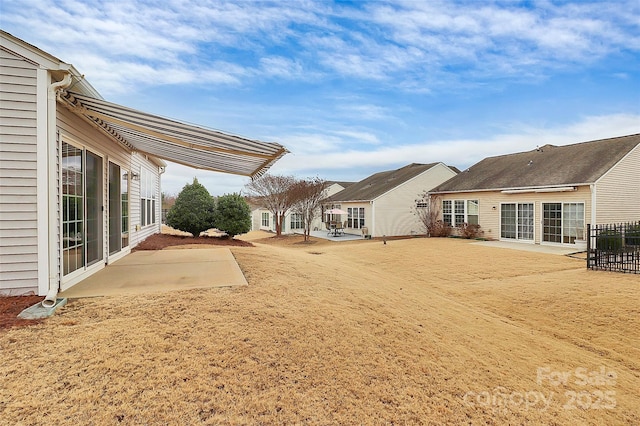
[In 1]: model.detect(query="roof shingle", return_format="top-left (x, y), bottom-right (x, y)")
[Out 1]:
top-left (328, 163), bottom-right (442, 202)
top-left (431, 134), bottom-right (640, 193)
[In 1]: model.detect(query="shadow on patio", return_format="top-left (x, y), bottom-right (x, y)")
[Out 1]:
top-left (59, 248), bottom-right (247, 298)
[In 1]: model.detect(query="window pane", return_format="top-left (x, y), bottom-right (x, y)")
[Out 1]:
top-left (501, 204), bottom-right (516, 239)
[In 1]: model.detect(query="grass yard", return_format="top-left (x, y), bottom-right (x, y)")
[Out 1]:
top-left (0, 235), bottom-right (638, 424)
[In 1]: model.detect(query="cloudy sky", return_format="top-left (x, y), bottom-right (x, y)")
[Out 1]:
top-left (3, 0), bottom-right (639, 196)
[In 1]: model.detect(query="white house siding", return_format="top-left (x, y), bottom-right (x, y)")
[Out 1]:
top-left (438, 185), bottom-right (592, 244)
top-left (0, 47), bottom-right (39, 295)
top-left (374, 164), bottom-right (457, 237)
top-left (594, 144), bottom-right (640, 224)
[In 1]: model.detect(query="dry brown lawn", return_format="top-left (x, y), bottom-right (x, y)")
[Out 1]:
top-left (1, 235), bottom-right (638, 425)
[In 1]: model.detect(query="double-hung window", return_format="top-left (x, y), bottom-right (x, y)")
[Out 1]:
top-left (347, 207), bottom-right (365, 229)
top-left (261, 212), bottom-right (269, 227)
top-left (443, 199), bottom-right (478, 226)
top-left (140, 169), bottom-right (157, 227)
top-left (290, 213), bottom-right (303, 229)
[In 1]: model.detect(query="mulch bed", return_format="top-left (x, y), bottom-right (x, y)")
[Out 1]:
top-left (133, 233), bottom-right (254, 250)
top-left (0, 295), bottom-right (43, 331)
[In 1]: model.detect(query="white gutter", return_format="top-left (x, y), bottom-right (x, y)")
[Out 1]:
top-left (42, 71), bottom-right (73, 308)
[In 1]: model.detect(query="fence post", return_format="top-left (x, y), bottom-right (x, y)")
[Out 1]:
top-left (586, 223), bottom-right (591, 270)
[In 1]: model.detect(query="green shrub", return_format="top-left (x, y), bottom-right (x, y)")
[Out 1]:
top-left (213, 193), bottom-right (251, 238)
top-left (166, 178), bottom-right (216, 237)
top-left (597, 230), bottom-right (623, 251)
top-left (624, 225), bottom-right (640, 247)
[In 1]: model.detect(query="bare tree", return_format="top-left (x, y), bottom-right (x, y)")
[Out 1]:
top-left (413, 192), bottom-right (450, 237)
top-left (290, 177), bottom-right (328, 242)
top-left (245, 174), bottom-right (297, 236)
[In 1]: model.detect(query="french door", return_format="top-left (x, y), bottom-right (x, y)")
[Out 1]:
top-left (61, 142), bottom-right (103, 277)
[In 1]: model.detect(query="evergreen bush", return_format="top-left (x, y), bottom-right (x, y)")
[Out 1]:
top-left (166, 178), bottom-right (216, 237)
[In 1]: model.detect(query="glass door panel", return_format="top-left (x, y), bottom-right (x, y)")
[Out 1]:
top-left (108, 162), bottom-right (121, 255)
top-left (85, 151), bottom-right (103, 266)
top-left (543, 203), bottom-right (562, 243)
top-left (121, 169), bottom-right (129, 249)
top-left (517, 203), bottom-right (534, 241)
top-left (62, 143), bottom-right (84, 275)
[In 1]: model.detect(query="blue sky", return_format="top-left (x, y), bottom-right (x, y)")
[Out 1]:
top-left (3, 0), bottom-right (639, 196)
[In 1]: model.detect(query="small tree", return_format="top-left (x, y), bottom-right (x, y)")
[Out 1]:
top-left (213, 193), bottom-right (251, 238)
top-left (245, 174), bottom-right (297, 236)
top-left (413, 192), bottom-right (445, 237)
top-left (166, 178), bottom-right (216, 237)
top-left (290, 177), bottom-right (328, 242)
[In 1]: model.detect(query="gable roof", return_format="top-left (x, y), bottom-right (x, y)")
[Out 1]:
top-left (431, 134), bottom-right (640, 193)
top-left (328, 163), bottom-right (443, 202)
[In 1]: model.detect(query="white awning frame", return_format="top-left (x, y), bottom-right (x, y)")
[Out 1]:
top-left (57, 90), bottom-right (288, 178)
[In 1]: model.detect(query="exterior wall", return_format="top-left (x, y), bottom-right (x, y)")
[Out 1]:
top-left (131, 152), bottom-right (163, 246)
top-left (56, 107), bottom-right (162, 290)
top-left (438, 185), bottom-right (592, 244)
top-left (0, 46), bottom-right (40, 295)
top-left (373, 163), bottom-right (457, 237)
top-left (595, 144), bottom-right (640, 224)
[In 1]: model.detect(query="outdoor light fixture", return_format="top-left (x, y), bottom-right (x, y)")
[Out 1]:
top-left (131, 172), bottom-right (140, 181)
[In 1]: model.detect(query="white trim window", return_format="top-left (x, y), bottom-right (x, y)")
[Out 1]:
top-left (347, 207), bottom-right (365, 229)
top-left (443, 199), bottom-right (478, 226)
top-left (261, 212), bottom-right (269, 227)
top-left (290, 213), bottom-right (303, 229)
top-left (140, 168), bottom-right (157, 227)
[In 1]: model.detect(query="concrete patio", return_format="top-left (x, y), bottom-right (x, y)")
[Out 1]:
top-left (60, 247), bottom-right (247, 298)
top-left (307, 230), bottom-right (365, 242)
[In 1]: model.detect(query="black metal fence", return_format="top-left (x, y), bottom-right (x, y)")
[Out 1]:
top-left (587, 221), bottom-right (640, 274)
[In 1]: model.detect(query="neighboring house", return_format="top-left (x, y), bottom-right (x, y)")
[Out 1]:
top-left (429, 134), bottom-right (640, 246)
top-left (251, 181), bottom-right (353, 234)
top-left (0, 31), bottom-right (286, 297)
top-left (326, 163), bottom-right (459, 237)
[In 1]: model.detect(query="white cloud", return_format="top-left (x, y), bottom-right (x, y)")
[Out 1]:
top-left (271, 113), bottom-right (640, 175)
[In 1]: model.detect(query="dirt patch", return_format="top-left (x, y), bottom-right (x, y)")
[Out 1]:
top-left (0, 296), bottom-right (43, 331)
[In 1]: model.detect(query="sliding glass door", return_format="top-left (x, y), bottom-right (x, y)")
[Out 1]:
top-left (108, 162), bottom-right (129, 255)
top-left (62, 142), bottom-right (103, 276)
top-left (543, 202), bottom-right (585, 244)
top-left (501, 203), bottom-right (534, 241)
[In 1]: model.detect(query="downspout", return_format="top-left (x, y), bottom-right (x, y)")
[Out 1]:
top-left (42, 72), bottom-right (73, 308)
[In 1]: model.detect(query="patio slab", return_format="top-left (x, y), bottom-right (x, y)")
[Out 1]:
top-left (308, 230), bottom-right (364, 242)
top-left (471, 240), bottom-right (584, 256)
top-left (59, 248), bottom-right (247, 298)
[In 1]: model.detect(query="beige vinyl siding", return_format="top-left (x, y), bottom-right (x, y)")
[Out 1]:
top-left (439, 186), bottom-right (592, 244)
top-left (374, 164), bottom-right (457, 237)
top-left (132, 152), bottom-right (163, 244)
top-left (594, 144), bottom-right (640, 224)
top-left (0, 47), bottom-right (39, 295)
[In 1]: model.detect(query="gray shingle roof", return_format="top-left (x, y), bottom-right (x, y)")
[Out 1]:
top-left (431, 134), bottom-right (640, 193)
top-left (328, 163), bottom-right (442, 202)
